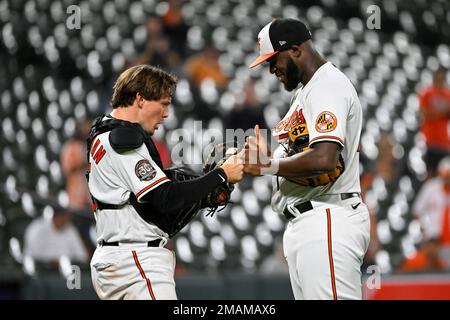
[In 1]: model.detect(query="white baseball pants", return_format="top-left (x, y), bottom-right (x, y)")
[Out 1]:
top-left (90, 245), bottom-right (177, 300)
top-left (283, 197), bottom-right (371, 300)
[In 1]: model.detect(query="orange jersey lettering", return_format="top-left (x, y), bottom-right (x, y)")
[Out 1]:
top-left (92, 145), bottom-right (106, 164)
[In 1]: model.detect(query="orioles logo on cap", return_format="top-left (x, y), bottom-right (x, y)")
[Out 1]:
top-left (315, 111), bottom-right (337, 133)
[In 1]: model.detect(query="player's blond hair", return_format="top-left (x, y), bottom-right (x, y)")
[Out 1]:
top-left (111, 64), bottom-right (177, 109)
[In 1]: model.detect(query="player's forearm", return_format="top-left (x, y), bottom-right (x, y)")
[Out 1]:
top-left (275, 148), bottom-right (338, 178)
top-left (140, 168), bottom-right (226, 213)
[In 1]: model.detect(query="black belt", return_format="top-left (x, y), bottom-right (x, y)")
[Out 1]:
top-left (340, 192), bottom-right (360, 201)
top-left (283, 192), bottom-right (360, 221)
top-left (98, 239), bottom-right (162, 247)
top-left (92, 198), bottom-right (125, 210)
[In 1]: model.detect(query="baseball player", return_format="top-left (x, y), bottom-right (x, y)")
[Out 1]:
top-left (245, 18), bottom-right (370, 299)
top-left (87, 64), bottom-right (244, 300)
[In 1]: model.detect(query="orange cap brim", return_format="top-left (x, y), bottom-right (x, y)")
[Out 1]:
top-left (248, 51), bottom-right (279, 68)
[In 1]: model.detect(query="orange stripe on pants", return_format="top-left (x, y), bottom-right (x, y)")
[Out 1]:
top-left (326, 208), bottom-right (338, 300)
top-left (132, 250), bottom-right (156, 300)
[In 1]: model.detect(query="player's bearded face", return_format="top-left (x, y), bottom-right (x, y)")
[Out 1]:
top-left (284, 57), bottom-right (301, 91)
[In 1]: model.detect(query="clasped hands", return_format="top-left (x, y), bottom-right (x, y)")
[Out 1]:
top-left (240, 124), bottom-right (273, 176)
top-left (222, 124), bottom-right (275, 181)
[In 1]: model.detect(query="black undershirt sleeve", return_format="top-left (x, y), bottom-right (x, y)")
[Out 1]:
top-left (139, 168), bottom-right (227, 214)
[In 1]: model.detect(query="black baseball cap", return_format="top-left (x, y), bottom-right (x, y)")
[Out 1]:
top-left (249, 18), bottom-right (312, 68)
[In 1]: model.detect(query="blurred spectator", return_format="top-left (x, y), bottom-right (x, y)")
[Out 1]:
top-left (61, 118), bottom-right (92, 211)
top-left (224, 79), bottom-right (267, 131)
top-left (61, 118), bottom-right (96, 256)
top-left (23, 208), bottom-right (89, 264)
top-left (125, 16), bottom-right (183, 76)
top-left (100, 17), bottom-right (179, 112)
top-left (375, 133), bottom-right (399, 184)
top-left (185, 46), bottom-right (229, 89)
top-left (413, 157), bottom-right (450, 245)
top-left (360, 133), bottom-right (398, 269)
top-left (259, 238), bottom-right (289, 275)
top-left (162, 0), bottom-right (189, 56)
top-left (418, 66), bottom-right (450, 178)
top-left (398, 238), bottom-right (448, 272)
top-left (360, 133), bottom-right (398, 190)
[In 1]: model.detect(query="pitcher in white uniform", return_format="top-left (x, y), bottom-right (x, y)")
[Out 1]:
top-left (245, 18), bottom-right (370, 300)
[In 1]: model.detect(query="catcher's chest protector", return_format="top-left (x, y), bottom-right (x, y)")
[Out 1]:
top-left (86, 116), bottom-right (163, 169)
top-left (86, 115), bottom-right (202, 238)
top-left (85, 116), bottom-right (164, 215)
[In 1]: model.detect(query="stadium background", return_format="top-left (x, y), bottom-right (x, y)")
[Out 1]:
top-left (0, 0), bottom-right (449, 299)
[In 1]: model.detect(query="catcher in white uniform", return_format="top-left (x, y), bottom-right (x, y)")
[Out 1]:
top-left (87, 65), bottom-right (244, 300)
top-left (245, 18), bottom-right (370, 300)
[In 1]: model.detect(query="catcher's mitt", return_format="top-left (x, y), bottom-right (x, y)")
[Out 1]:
top-left (285, 122), bottom-right (345, 186)
top-left (202, 142), bottom-right (238, 216)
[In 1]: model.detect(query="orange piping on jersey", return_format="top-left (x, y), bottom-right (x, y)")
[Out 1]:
top-left (136, 177), bottom-right (170, 199)
top-left (309, 136), bottom-right (344, 146)
top-left (132, 250), bottom-right (155, 300)
top-left (276, 133), bottom-right (289, 140)
top-left (326, 208), bottom-right (338, 300)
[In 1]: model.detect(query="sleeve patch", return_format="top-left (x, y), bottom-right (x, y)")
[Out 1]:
top-left (135, 160), bottom-right (156, 181)
top-left (315, 111), bottom-right (337, 133)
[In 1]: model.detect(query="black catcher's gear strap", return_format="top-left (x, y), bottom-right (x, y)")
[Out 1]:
top-left (86, 115), bottom-right (228, 238)
top-left (86, 115), bottom-right (163, 169)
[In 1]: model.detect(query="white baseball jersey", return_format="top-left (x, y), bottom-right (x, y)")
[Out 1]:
top-left (271, 61), bottom-right (362, 214)
top-left (270, 62), bottom-right (370, 300)
top-left (88, 117), bottom-right (179, 300)
top-left (88, 120), bottom-right (171, 243)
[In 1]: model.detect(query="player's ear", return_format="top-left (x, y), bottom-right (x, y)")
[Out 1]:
top-left (136, 92), bottom-right (144, 108)
top-left (288, 45), bottom-right (302, 59)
